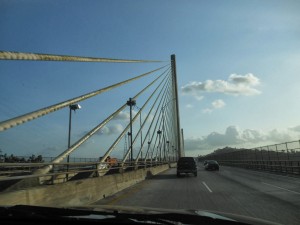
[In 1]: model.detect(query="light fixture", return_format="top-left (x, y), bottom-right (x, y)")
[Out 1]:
top-left (69, 104), bottom-right (81, 111)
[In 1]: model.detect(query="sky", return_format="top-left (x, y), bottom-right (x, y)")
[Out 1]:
top-left (1, 0), bottom-right (300, 158)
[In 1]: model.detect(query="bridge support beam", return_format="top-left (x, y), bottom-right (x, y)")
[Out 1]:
top-left (171, 54), bottom-right (182, 159)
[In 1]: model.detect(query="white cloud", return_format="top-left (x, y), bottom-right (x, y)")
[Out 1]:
top-left (113, 110), bottom-right (138, 121)
top-left (212, 99), bottom-right (226, 109)
top-left (184, 125), bottom-right (297, 152)
top-left (112, 110), bottom-right (155, 126)
top-left (181, 73), bottom-right (261, 100)
top-left (229, 73), bottom-right (260, 86)
top-left (113, 111), bottom-right (130, 121)
top-left (186, 104), bottom-right (194, 108)
top-left (202, 108), bottom-right (212, 114)
top-left (267, 129), bottom-right (293, 143)
top-left (195, 96), bottom-right (204, 101)
top-left (205, 126), bottom-right (242, 146)
top-left (241, 129), bottom-right (265, 142)
top-left (288, 125), bottom-right (300, 132)
top-left (98, 124), bottom-right (124, 135)
top-left (202, 99), bottom-right (226, 113)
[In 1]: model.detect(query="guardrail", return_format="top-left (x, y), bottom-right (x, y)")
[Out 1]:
top-left (0, 161), bottom-right (173, 191)
top-left (200, 140), bottom-right (300, 176)
top-left (217, 160), bottom-right (300, 176)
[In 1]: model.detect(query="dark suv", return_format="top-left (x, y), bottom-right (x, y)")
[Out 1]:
top-left (177, 157), bottom-right (197, 177)
top-left (204, 160), bottom-right (219, 171)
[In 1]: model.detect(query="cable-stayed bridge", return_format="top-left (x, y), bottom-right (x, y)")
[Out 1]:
top-left (0, 50), bottom-right (182, 191)
top-left (0, 51), bottom-right (300, 225)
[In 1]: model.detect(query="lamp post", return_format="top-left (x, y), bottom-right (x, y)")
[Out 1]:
top-left (127, 98), bottom-right (136, 163)
top-left (127, 131), bottom-right (131, 162)
top-left (172, 145), bottom-right (174, 162)
top-left (162, 109), bottom-right (166, 162)
top-left (166, 141), bottom-right (170, 161)
top-left (145, 140), bottom-right (151, 166)
top-left (157, 130), bottom-right (162, 162)
top-left (67, 104), bottom-right (81, 178)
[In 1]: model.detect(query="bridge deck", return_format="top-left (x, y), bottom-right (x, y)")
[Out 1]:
top-left (93, 163), bottom-right (300, 225)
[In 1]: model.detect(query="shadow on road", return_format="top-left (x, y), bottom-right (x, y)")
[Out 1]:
top-left (146, 173), bottom-right (179, 180)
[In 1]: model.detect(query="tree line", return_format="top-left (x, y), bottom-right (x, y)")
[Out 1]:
top-left (0, 153), bottom-right (44, 163)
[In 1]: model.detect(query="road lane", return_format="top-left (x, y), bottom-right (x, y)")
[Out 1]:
top-left (218, 166), bottom-right (300, 207)
top-left (202, 181), bottom-right (213, 193)
top-left (92, 163), bottom-right (300, 225)
top-left (262, 182), bottom-right (300, 195)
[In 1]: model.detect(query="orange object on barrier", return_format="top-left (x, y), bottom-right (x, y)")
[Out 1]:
top-left (105, 156), bottom-right (118, 167)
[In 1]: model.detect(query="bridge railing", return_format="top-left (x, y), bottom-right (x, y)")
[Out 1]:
top-left (201, 140), bottom-right (300, 176)
top-left (1, 156), bottom-right (100, 163)
top-left (0, 160), bottom-right (174, 191)
top-left (217, 160), bottom-right (300, 176)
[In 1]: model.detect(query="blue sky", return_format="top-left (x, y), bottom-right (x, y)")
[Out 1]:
top-left (1, 0), bottom-right (300, 158)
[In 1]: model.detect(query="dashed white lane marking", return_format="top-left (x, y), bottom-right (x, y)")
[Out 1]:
top-left (262, 182), bottom-right (300, 195)
top-left (202, 181), bottom-right (213, 193)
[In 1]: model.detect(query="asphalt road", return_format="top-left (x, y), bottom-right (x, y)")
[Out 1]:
top-left (92, 163), bottom-right (300, 225)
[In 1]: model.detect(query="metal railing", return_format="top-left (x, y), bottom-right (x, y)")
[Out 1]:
top-left (0, 156), bottom-right (99, 163)
top-left (201, 140), bottom-right (300, 176)
top-left (217, 160), bottom-right (300, 176)
top-left (0, 160), bottom-right (174, 191)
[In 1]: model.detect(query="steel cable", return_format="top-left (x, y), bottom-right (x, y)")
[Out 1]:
top-left (34, 67), bottom-right (170, 174)
top-left (0, 51), bottom-right (163, 63)
top-left (130, 75), bottom-right (172, 163)
top-left (0, 65), bottom-right (169, 132)
top-left (103, 71), bottom-right (170, 165)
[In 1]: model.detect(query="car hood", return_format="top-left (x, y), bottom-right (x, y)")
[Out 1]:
top-left (0, 204), bottom-right (281, 225)
top-left (73, 204), bottom-right (281, 225)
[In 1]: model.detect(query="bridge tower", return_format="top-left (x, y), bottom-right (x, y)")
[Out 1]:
top-left (171, 54), bottom-right (183, 159)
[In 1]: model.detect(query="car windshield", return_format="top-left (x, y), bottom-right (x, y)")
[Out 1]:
top-left (0, 1), bottom-right (300, 225)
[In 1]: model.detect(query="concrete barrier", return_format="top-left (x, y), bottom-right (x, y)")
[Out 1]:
top-left (0, 164), bottom-right (170, 207)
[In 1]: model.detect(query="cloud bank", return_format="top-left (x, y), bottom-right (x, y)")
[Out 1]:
top-left (289, 125), bottom-right (300, 132)
top-left (181, 73), bottom-right (261, 100)
top-left (82, 124), bottom-right (124, 137)
top-left (113, 111), bottom-right (130, 121)
top-left (185, 125), bottom-right (298, 153)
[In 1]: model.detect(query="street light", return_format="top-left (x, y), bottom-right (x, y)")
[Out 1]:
top-left (127, 98), bottom-right (136, 162)
top-left (146, 140), bottom-right (151, 164)
top-left (172, 145), bottom-right (175, 162)
top-left (157, 130), bottom-right (162, 162)
top-left (127, 131), bottom-right (131, 162)
top-left (166, 140), bottom-right (170, 161)
top-left (67, 104), bottom-right (81, 177)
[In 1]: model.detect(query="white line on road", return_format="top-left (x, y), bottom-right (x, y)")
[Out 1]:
top-left (262, 182), bottom-right (300, 195)
top-left (202, 181), bottom-right (213, 193)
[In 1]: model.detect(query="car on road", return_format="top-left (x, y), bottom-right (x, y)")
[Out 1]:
top-left (177, 157), bottom-right (198, 177)
top-left (204, 160), bottom-right (219, 171)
